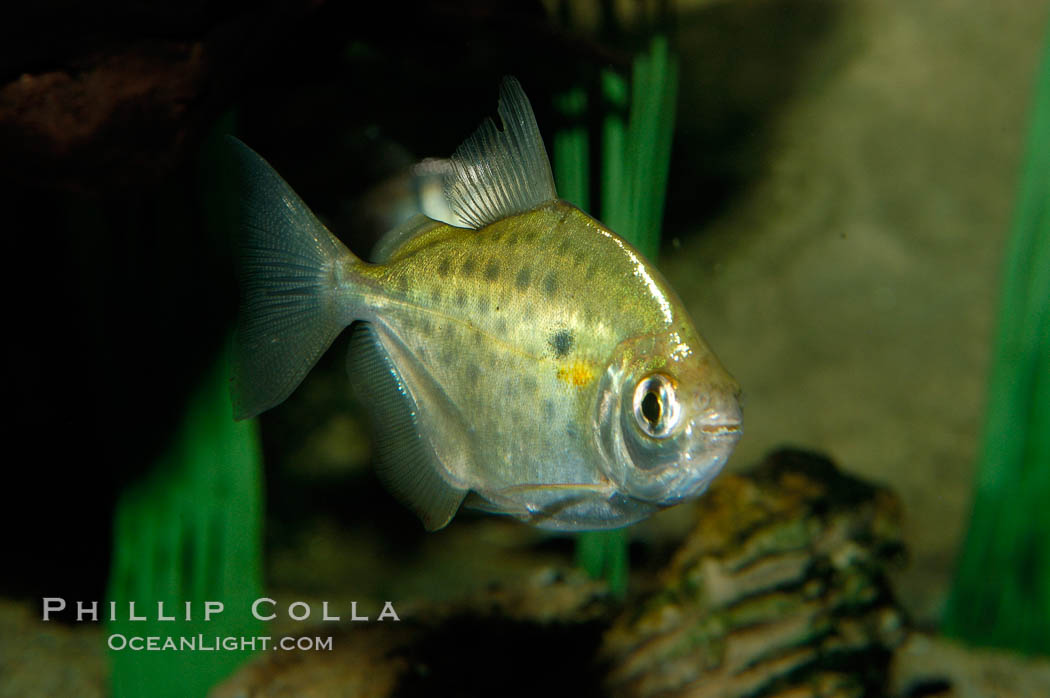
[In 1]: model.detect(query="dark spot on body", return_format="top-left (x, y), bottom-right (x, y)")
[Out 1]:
top-left (542, 399), bottom-right (556, 419)
top-left (566, 423), bottom-right (578, 439)
top-left (437, 258), bottom-right (451, 277)
top-left (524, 230), bottom-right (539, 243)
top-left (521, 375), bottom-right (537, 394)
top-left (477, 297), bottom-right (489, 314)
top-left (557, 239), bottom-right (571, 255)
top-left (484, 260), bottom-right (500, 281)
top-left (549, 329), bottom-right (574, 358)
top-left (455, 290), bottom-right (467, 307)
top-left (515, 267), bottom-right (532, 290)
top-left (464, 363), bottom-right (480, 384)
top-left (462, 258), bottom-right (476, 276)
top-left (507, 233), bottom-right (519, 245)
top-left (573, 251), bottom-right (586, 266)
top-left (543, 270), bottom-right (559, 297)
top-left (495, 317), bottom-right (508, 333)
top-left (431, 288), bottom-right (442, 304)
top-left (585, 263), bottom-right (599, 279)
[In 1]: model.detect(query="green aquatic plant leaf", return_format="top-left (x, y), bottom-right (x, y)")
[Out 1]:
top-left (107, 114), bottom-right (265, 696)
top-left (601, 37), bottom-right (678, 260)
top-left (942, 18), bottom-right (1050, 655)
top-left (106, 344), bottom-right (265, 697)
top-left (553, 86), bottom-right (590, 212)
top-left (556, 36), bottom-right (679, 598)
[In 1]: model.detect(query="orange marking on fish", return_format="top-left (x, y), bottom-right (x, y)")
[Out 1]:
top-left (556, 361), bottom-right (595, 387)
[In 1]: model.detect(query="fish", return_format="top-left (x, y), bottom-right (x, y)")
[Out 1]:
top-left (228, 77), bottom-right (742, 531)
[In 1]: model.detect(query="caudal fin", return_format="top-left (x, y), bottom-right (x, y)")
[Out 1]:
top-left (227, 137), bottom-right (358, 420)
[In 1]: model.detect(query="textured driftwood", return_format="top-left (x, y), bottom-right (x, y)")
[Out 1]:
top-left (601, 449), bottom-right (908, 698)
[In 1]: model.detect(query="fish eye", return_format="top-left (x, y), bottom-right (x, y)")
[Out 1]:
top-left (632, 373), bottom-right (680, 439)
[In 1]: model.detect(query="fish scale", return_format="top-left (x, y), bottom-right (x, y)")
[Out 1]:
top-left (228, 77), bottom-right (742, 531)
top-left (357, 203), bottom-right (672, 489)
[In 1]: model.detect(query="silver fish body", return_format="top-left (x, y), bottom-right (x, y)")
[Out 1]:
top-left (229, 78), bottom-right (741, 531)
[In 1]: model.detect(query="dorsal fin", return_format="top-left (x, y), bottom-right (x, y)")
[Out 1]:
top-left (444, 76), bottom-right (558, 229)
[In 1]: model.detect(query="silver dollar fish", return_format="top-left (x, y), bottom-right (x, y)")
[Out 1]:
top-left (229, 77), bottom-right (742, 531)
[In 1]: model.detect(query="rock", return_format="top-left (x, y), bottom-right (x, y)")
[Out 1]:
top-left (601, 449), bottom-right (908, 698)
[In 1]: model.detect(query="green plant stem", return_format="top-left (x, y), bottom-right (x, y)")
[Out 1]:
top-left (107, 343), bottom-right (264, 697)
top-left (942, 18), bottom-right (1050, 654)
top-left (557, 37), bottom-right (678, 599)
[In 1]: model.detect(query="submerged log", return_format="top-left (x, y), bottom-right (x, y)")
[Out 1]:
top-left (601, 449), bottom-right (908, 697)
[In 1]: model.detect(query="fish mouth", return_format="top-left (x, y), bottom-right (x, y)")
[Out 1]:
top-left (658, 419), bottom-right (741, 503)
top-left (699, 423), bottom-right (742, 436)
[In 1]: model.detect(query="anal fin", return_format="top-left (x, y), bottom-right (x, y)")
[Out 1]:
top-left (347, 323), bottom-right (466, 530)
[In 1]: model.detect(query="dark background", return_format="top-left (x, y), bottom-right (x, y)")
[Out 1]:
top-left (0, 0), bottom-right (836, 604)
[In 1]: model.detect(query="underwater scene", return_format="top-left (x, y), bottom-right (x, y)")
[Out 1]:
top-left (2, 1), bottom-right (1049, 696)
